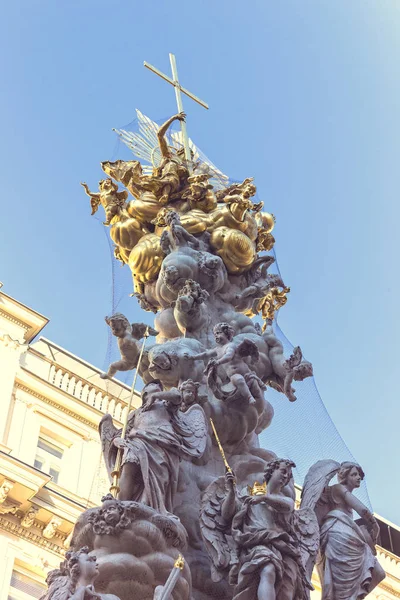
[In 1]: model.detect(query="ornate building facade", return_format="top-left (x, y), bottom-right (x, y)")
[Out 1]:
top-left (0, 286), bottom-right (399, 600)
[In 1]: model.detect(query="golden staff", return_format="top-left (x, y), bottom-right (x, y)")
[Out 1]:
top-left (110, 327), bottom-right (150, 497)
top-left (209, 418), bottom-right (234, 479)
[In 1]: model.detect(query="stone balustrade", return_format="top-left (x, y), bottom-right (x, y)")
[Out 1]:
top-left (48, 363), bottom-right (136, 423)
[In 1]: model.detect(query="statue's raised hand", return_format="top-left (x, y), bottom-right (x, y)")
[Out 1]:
top-left (205, 357), bottom-right (217, 374)
top-left (176, 111), bottom-right (186, 122)
top-left (244, 495), bottom-right (259, 506)
top-left (224, 469), bottom-right (236, 491)
top-left (83, 586), bottom-right (102, 600)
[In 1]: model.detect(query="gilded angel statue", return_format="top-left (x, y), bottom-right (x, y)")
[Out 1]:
top-left (188, 322), bottom-right (265, 406)
top-left (200, 459), bottom-right (318, 600)
top-left (81, 179), bottom-right (128, 226)
top-left (99, 380), bottom-right (208, 513)
top-left (300, 460), bottom-right (385, 599)
top-left (100, 314), bottom-right (158, 380)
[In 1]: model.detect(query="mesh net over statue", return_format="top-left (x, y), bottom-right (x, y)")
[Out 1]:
top-left (42, 110), bottom-right (384, 600)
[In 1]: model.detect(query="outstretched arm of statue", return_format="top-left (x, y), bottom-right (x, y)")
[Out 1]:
top-left (157, 112), bottom-right (186, 158)
top-left (81, 182), bottom-right (99, 199)
top-left (187, 348), bottom-right (217, 362)
top-left (338, 485), bottom-right (380, 542)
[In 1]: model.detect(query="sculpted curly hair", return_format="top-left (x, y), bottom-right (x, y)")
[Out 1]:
top-left (41, 546), bottom-right (95, 600)
top-left (89, 495), bottom-right (132, 535)
top-left (179, 379), bottom-right (200, 392)
top-left (64, 546), bottom-right (90, 588)
top-left (105, 313), bottom-right (130, 329)
top-left (177, 279), bottom-right (209, 304)
top-left (213, 322), bottom-right (234, 341)
top-left (337, 462), bottom-right (365, 484)
top-left (264, 458), bottom-right (296, 486)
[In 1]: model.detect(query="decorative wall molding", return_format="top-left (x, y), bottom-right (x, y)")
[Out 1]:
top-left (378, 583), bottom-right (400, 598)
top-left (0, 515), bottom-right (65, 556)
top-left (21, 506), bottom-right (39, 528)
top-left (0, 332), bottom-right (25, 351)
top-left (43, 516), bottom-right (62, 539)
top-left (0, 309), bottom-right (30, 331)
top-left (15, 382), bottom-right (98, 430)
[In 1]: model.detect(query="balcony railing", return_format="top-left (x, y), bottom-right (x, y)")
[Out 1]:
top-left (48, 364), bottom-right (136, 423)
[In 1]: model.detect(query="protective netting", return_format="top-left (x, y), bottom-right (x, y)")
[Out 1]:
top-left (94, 113), bottom-right (372, 511)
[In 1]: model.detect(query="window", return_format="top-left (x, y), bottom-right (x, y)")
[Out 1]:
top-left (8, 570), bottom-right (46, 600)
top-left (34, 434), bottom-right (64, 484)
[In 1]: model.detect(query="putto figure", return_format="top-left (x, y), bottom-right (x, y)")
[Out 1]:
top-left (200, 458), bottom-right (317, 600)
top-left (81, 179), bottom-right (128, 226)
top-left (301, 460), bottom-right (385, 600)
top-left (67, 496), bottom-right (190, 600)
top-left (188, 322), bottom-right (264, 405)
top-left (100, 314), bottom-right (158, 379)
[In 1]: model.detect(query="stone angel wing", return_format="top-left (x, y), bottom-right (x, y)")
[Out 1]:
top-left (284, 345), bottom-right (303, 370)
top-left (173, 404), bottom-right (208, 459)
top-left (291, 506), bottom-right (320, 586)
top-left (200, 475), bottom-right (238, 583)
top-left (293, 459), bottom-right (340, 585)
top-left (300, 459), bottom-right (340, 519)
top-left (235, 338), bottom-right (260, 362)
top-left (130, 322), bottom-right (159, 340)
top-left (98, 413), bottom-right (121, 479)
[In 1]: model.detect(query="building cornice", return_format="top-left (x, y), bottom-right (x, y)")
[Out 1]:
top-left (378, 582), bottom-right (400, 598)
top-left (0, 291), bottom-right (49, 342)
top-left (15, 381), bottom-right (100, 431)
top-left (0, 515), bottom-right (64, 557)
top-left (0, 309), bottom-right (30, 331)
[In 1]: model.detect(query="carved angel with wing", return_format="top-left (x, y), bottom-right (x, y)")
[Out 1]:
top-left (188, 322), bottom-right (265, 406)
top-left (200, 459), bottom-right (317, 600)
top-left (300, 460), bottom-right (385, 600)
top-left (100, 314), bottom-right (158, 380)
top-left (99, 380), bottom-right (208, 514)
top-left (81, 179), bottom-right (128, 226)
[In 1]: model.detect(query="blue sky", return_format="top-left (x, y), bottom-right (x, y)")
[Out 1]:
top-left (1, 1), bottom-right (399, 523)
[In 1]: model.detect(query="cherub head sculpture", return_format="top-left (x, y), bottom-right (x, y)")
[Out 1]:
top-left (264, 458), bottom-right (296, 489)
top-left (152, 208), bottom-right (180, 227)
top-left (179, 379), bottom-right (201, 411)
top-left (104, 314), bottom-right (130, 338)
top-left (213, 322), bottom-right (235, 345)
top-left (99, 178), bottom-right (118, 194)
top-left (337, 462), bottom-right (364, 491)
top-left (89, 494), bottom-right (132, 535)
top-left (177, 280), bottom-right (209, 306)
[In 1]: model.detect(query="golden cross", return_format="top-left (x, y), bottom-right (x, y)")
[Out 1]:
top-left (144, 53), bottom-right (209, 165)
